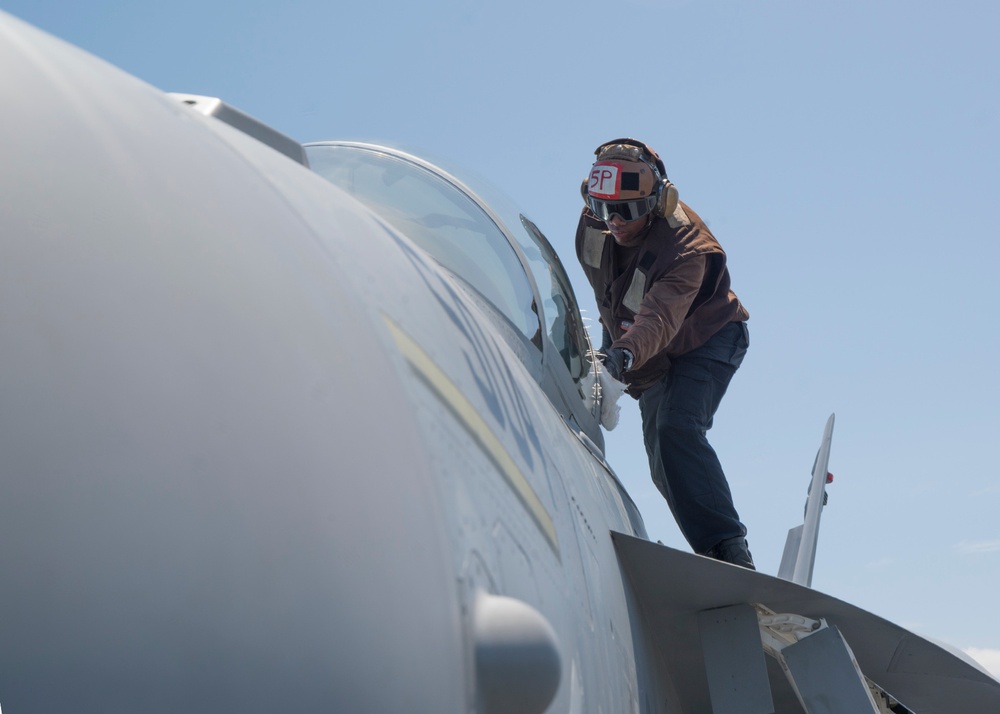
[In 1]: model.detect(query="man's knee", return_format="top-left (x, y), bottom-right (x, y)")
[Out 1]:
top-left (655, 423), bottom-right (711, 466)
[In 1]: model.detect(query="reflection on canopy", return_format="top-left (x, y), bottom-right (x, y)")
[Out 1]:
top-left (305, 144), bottom-right (539, 343)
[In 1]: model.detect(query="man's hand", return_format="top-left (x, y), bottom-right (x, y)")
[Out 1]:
top-left (601, 347), bottom-right (634, 382)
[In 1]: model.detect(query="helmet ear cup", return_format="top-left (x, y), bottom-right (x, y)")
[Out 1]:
top-left (656, 179), bottom-right (678, 216)
top-left (581, 178), bottom-right (591, 206)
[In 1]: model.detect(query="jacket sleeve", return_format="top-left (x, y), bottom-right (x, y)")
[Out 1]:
top-left (613, 254), bottom-right (706, 370)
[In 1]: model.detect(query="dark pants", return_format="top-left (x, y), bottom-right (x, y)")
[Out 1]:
top-left (638, 322), bottom-right (749, 554)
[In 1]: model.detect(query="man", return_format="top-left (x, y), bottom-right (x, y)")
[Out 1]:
top-left (575, 138), bottom-right (754, 569)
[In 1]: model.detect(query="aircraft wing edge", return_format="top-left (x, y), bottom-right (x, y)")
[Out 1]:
top-left (611, 531), bottom-right (1000, 713)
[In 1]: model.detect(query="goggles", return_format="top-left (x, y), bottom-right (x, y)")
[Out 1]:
top-left (586, 193), bottom-right (657, 223)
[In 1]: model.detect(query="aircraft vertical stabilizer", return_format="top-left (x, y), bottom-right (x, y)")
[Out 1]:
top-left (778, 413), bottom-right (835, 586)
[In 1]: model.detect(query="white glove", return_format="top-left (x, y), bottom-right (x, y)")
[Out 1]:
top-left (598, 366), bottom-right (627, 431)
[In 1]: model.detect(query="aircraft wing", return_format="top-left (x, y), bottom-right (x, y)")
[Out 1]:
top-left (613, 532), bottom-right (1000, 713)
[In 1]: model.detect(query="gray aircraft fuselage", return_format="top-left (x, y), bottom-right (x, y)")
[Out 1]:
top-left (0, 11), bottom-right (649, 713)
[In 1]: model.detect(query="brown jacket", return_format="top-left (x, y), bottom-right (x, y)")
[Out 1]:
top-left (575, 201), bottom-right (749, 396)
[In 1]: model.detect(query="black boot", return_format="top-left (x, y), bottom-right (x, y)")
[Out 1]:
top-left (705, 537), bottom-right (755, 570)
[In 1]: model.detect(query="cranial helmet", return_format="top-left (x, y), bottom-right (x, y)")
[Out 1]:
top-left (581, 138), bottom-right (678, 221)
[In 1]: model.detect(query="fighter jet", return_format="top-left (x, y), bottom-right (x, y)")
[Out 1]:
top-left (1, 11), bottom-right (997, 713)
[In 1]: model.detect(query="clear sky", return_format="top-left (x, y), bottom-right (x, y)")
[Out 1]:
top-left (5, 0), bottom-right (999, 677)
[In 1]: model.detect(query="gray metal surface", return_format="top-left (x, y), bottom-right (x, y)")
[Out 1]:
top-left (0, 11), bottom-right (643, 712)
top-left (699, 604), bottom-right (774, 713)
top-left (0, 14), bottom-right (465, 711)
top-left (614, 532), bottom-right (1000, 713)
top-left (782, 626), bottom-right (878, 713)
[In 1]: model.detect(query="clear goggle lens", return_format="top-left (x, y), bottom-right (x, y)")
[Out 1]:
top-left (586, 194), bottom-right (656, 222)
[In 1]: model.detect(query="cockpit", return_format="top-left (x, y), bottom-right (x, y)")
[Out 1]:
top-left (305, 144), bottom-right (537, 341)
top-left (304, 142), bottom-right (600, 443)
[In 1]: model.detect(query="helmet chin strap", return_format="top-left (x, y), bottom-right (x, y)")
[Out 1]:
top-left (634, 214), bottom-right (655, 240)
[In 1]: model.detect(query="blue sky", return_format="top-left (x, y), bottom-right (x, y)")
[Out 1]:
top-left (5, 0), bottom-right (999, 676)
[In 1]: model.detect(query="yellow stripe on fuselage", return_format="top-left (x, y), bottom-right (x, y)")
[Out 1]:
top-left (383, 316), bottom-right (558, 554)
